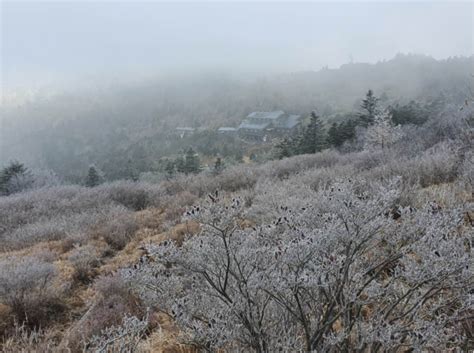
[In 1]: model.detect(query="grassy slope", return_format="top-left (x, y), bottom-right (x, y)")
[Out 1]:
top-left (0, 124), bottom-right (472, 351)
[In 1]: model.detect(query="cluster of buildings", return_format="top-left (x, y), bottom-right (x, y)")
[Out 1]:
top-left (176, 111), bottom-right (302, 141)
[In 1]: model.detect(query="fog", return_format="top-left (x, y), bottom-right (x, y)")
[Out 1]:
top-left (1, 1), bottom-right (473, 179)
top-left (2, 3), bottom-right (474, 350)
top-left (2, 1), bottom-right (473, 93)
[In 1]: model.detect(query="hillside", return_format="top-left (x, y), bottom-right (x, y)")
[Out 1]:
top-left (0, 99), bottom-right (472, 351)
top-left (1, 54), bottom-right (473, 181)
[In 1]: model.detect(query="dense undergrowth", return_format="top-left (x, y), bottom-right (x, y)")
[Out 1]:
top-left (0, 105), bottom-right (472, 352)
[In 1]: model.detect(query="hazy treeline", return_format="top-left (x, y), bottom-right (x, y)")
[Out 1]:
top-left (1, 54), bottom-right (472, 181)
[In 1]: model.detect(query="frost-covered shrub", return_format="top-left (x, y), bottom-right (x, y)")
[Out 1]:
top-left (91, 211), bottom-right (139, 250)
top-left (85, 314), bottom-right (148, 353)
top-left (102, 181), bottom-right (158, 211)
top-left (392, 141), bottom-right (459, 188)
top-left (350, 150), bottom-right (386, 171)
top-left (300, 164), bottom-right (355, 192)
top-left (459, 150), bottom-right (474, 191)
top-left (127, 179), bottom-right (472, 352)
top-left (216, 165), bottom-right (259, 192)
top-left (67, 274), bottom-right (145, 351)
top-left (259, 150), bottom-right (344, 180)
top-left (163, 191), bottom-right (199, 225)
top-left (423, 104), bottom-right (473, 147)
top-left (68, 244), bottom-right (106, 283)
top-left (1, 205), bottom-right (131, 251)
top-left (0, 181), bottom-right (160, 250)
top-left (30, 169), bottom-right (63, 189)
top-left (0, 255), bottom-right (67, 327)
top-left (249, 177), bottom-right (315, 222)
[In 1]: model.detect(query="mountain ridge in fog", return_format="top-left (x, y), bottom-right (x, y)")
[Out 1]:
top-left (1, 53), bottom-right (473, 180)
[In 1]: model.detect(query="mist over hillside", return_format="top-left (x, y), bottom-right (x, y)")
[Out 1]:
top-left (1, 54), bottom-right (472, 181)
top-left (1, 1), bottom-right (473, 352)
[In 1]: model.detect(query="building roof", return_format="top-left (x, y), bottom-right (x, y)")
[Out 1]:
top-left (238, 121), bottom-right (270, 130)
top-left (280, 114), bottom-right (301, 129)
top-left (218, 127), bottom-right (238, 132)
top-left (246, 110), bottom-right (286, 120)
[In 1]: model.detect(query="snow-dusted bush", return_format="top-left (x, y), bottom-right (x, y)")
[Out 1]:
top-left (30, 169), bottom-right (63, 189)
top-left (101, 181), bottom-right (160, 211)
top-left (68, 244), bottom-right (106, 283)
top-left (126, 179), bottom-right (472, 352)
top-left (423, 104), bottom-right (473, 147)
top-left (0, 254), bottom-right (67, 327)
top-left (359, 141), bottom-right (460, 189)
top-left (92, 211), bottom-right (139, 250)
top-left (0, 204), bottom-right (132, 251)
top-left (86, 314), bottom-right (148, 353)
top-left (459, 150), bottom-right (474, 192)
top-left (66, 274), bottom-right (146, 351)
top-left (0, 181), bottom-right (162, 251)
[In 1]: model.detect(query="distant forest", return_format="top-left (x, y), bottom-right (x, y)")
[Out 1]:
top-left (1, 54), bottom-right (473, 182)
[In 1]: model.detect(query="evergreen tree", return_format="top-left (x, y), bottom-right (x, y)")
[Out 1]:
top-left (390, 101), bottom-right (429, 126)
top-left (165, 159), bottom-right (175, 178)
top-left (0, 161), bottom-right (32, 196)
top-left (297, 111), bottom-right (326, 154)
top-left (213, 157), bottom-right (225, 175)
top-left (175, 156), bottom-right (186, 174)
top-left (326, 122), bottom-right (341, 147)
top-left (124, 159), bottom-right (139, 181)
top-left (85, 166), bottom-right (101, 187)
top-left (184, 148), bottom-right (201, 175)
top-left (276, 138), bottom-right (294, 159)
top-left (131, 145), bottom-right (149, 174)
top-left (359, 89), bottom-right (379, 127)
top-left (339, 119), bottom-right (358, 143)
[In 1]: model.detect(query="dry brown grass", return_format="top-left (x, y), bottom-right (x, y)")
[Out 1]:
top-left (134, 207), bottom-right (165, 230)
top-left (0, 199), bottom-right (203, 352)
top-left (412, 183), bottom-right (472, 208)
top-left (0, 180), bottom-right (238, 352)
top-left (138, 313), bottom-right (197, 353)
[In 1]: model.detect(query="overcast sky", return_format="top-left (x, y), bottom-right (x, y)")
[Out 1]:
top-left (2, 1), bottom-right (473, 91)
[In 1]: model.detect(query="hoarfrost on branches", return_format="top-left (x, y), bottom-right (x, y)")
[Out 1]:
top-left (86, 314), bottom-right (148, 353)
top-left (126, 179), bottom-right (473, 352)
top-left (364, 110), bottom-right (404, 151)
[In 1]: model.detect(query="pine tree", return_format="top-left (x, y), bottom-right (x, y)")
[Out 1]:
top-left (359, 89), bottom-right (379, 127)
top-left (213, 157), bottom-right (224, 175)
top-left (390, 101), bottom-right (428, 126)
top-left (124, 159), bottom-right (139, 181)
top-left (340, 119), bottom-right (357, 143)
top-left (276, 138), bottom-right (294, 159)
top-left (297, 111), bottom-right (326, 154)
top-left (165, 160), bottom-right (175, 178)
top-left (184, 148), bottom-right (201, 175)
top-left (0, 161), bottom-right (32, 196)
top-left (85, 166), bottom-right (101, 187)
top-left (326, 122), bottom-right (341, 147)
top-left (175, 156), bottom-right (186, 174)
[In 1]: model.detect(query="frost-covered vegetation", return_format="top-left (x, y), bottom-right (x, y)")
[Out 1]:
top-left (1, 55), bottom-right (472, 181)
top-left (0, 93), bottom-right (472, 351)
